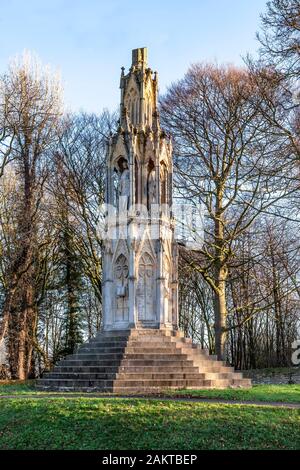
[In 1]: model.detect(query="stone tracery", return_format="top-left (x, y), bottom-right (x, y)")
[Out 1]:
top-left (102, 47), bottom-right (178, 331)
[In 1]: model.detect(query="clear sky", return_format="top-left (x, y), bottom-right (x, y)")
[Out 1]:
top-left (0, 0), bottom-right (268, 113)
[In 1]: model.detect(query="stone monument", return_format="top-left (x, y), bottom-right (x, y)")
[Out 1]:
top-left (37, 49), bottom-right (251, 392)
top-left (102, 46), bottom-right (178, 332)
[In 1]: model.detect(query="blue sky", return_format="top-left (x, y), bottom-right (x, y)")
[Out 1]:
top-left (0, 0), bottom-right (268, 113)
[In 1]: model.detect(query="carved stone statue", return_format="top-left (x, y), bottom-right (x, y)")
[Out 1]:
top-left (160, 163), bottom-right (167, 205)
top-left (118, 161), bottom-right (130, 211)
top-left (114, 254), bottom-right (129, 322)
top-left (148, 169), bottom-right (156, 209)
top-left (136, 253), bottom-right (155, 321)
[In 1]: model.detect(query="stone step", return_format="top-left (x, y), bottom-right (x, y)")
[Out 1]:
top-left (122, 353), bottom-right (190, 360)
top-left (115, 371), bottom-right (242, 380)
top-left (111, 379), bottom-right (252, 394)
top-left (128, 337), bottom-right (176, 344)
top-left (111, 387), bottom-right (203, 393)
top-left (191, 356), bottom-right (229, 367)
top-left (54, 366), bottom-right (119, 373)
top-left (55, 365), bottom-right (199, 374)
top-left (177, 350), bottom-right (217, 362)
top-left (79, 346), bottom-right (127, 353)
top-left (45, 372), bottom-right (206, 380)
top-left (125, 345), bottom-right (180, 352)
top-left (202, 372), bottom-right (243, 380)
top-left (129, 329), bottom-right (184, 337)
top-left (178, 346), bottom-right (212, 356)
top-left (97, 330), bottom-right (130, 336)
top-left (174, 342), bottom-right (206, 351)
top-left (79, 345), bottom-right (184, 354)
top-left (119, 359), bottom-right (194, 367)
top-left (113, 379), bottom-right (212, 387)
top-left (199, 378), bottom-right (249, 388)
top-left (129, 334), bottom-right (185, 341)
top-left (73, 353), bottom-right (124, 360)
top-left (88, 337), bottom-right (128, 346)
top-left (232, 378), bottom-right (252, 387)
top-left (88, 338), bottom-right (128, 343)
top-left (118, 365), bottom-right (200, 373)
top-left (128, 332), bottom-right (167, 338)
top-left (69, 352), bottom-right (194, 361)
top-left (194, 364), bottom-right (235, 373)
top-left (58, 357), bottom-right (232, 372)
top-left (38, 377), bottom-right (213, 388)
top-left (37, 379), bottom-right (114, 388)
top-left (36, 328), bottom-right (251, 391)
top-left (121, 358), bottom-right (227, 369)
top-left (37, 376), bottom-right (251, 392)
top-left (170, 337), bottom-right (193, 344)
top-left (58, 360), bottom-right (123, 367)
top-left (43, 372), bottom-right (117, 380)
top-left (36, 386), bottom-right (113, 392)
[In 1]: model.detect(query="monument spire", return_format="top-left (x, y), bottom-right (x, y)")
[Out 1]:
top-left (119, 47), bottom-right (158, 129)
top-left (131, 47), bottom-right (148, 68)
top-left (103, 48), bottom-right (178, 331)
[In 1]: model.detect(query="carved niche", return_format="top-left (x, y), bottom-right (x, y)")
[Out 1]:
top-left (136, 252), bottom-right (156, 321)
top-left (147, 160), bottom-right (156, 210)
top-left (163, 256), bottom-right (172, 323)
top-left (160, 161), bottom-right (168, 205)
top-left (117, 158), bottom-right (130, 212)
top-left (114, 254), bottom-right (129, 322)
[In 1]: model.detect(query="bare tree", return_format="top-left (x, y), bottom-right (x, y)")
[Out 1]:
top-left (0, 53), bottom-right (62, 379)
top-left (248, 1), bottom-right (300, 167)
top-left (257, 0), bottom-right (300, 77)
top-left (53, 111), bottom-right (116, 303)
top-left (161, 64), bottom-right (293, 360)
top-left (227, 217), bottom-right (300, 369)
top-left (0, 80), bottom-right (16, 179)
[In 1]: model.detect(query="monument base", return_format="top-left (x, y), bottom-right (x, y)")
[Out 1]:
top-left (36, 329), bottom-right (251, 392)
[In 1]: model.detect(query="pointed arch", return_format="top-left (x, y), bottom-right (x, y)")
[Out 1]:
top-left (135, 157), bottom-right (140, 204)
top-left (136, 234), bottom-right (156, 265)
top-left (160, 161), bottom-right (168, 204)
top-left (136, 251), bottom-right (156, 321)
top-left (112, 239), bottom-right (129, 265)
top-left (147, 159), bottom-right (155, 210)
top-left (113, 253), bottom-right (129, 323)
top-left (113, 254), bottom-right (128, 280)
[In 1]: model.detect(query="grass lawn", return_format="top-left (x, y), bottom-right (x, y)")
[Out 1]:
top-left (165, 384), bottom-right (300, 403)
top-left (0, 397), bottom-right (299, 450)
top-left (0, 381), bottom-right (35, 395)
top-left (0, 381), bottom-right (300, 404)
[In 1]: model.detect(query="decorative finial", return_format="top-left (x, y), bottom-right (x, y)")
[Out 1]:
top-left (132, 48), bottom-right (148, 68)
top-left (120, 67), bottom-right (125, 88)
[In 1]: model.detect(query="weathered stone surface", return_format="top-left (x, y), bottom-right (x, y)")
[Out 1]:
top-left (103, 48), bottom-right (178, 332)
top-left (36, 329), bottom-right (251, 392)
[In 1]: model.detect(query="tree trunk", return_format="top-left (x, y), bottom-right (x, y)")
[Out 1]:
top-left (214, 278), bottom-right (227, 360)
top-left (17, 281), bottom-right (35, 380)
top-left (213, 184), bottom-right (228, 361)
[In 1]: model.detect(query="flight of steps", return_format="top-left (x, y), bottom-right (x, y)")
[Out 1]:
top-left (36, 329), bottom-right (251, 392)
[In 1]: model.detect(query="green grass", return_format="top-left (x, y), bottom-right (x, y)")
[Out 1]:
top-left (164, 384), bottom-right (300, 403)
top-left (0, 381), bottom-right (35, 395)
top-left (0, 397), bottom-right (299, 450)
top-left (1, 381), bottom-right (300, 404)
